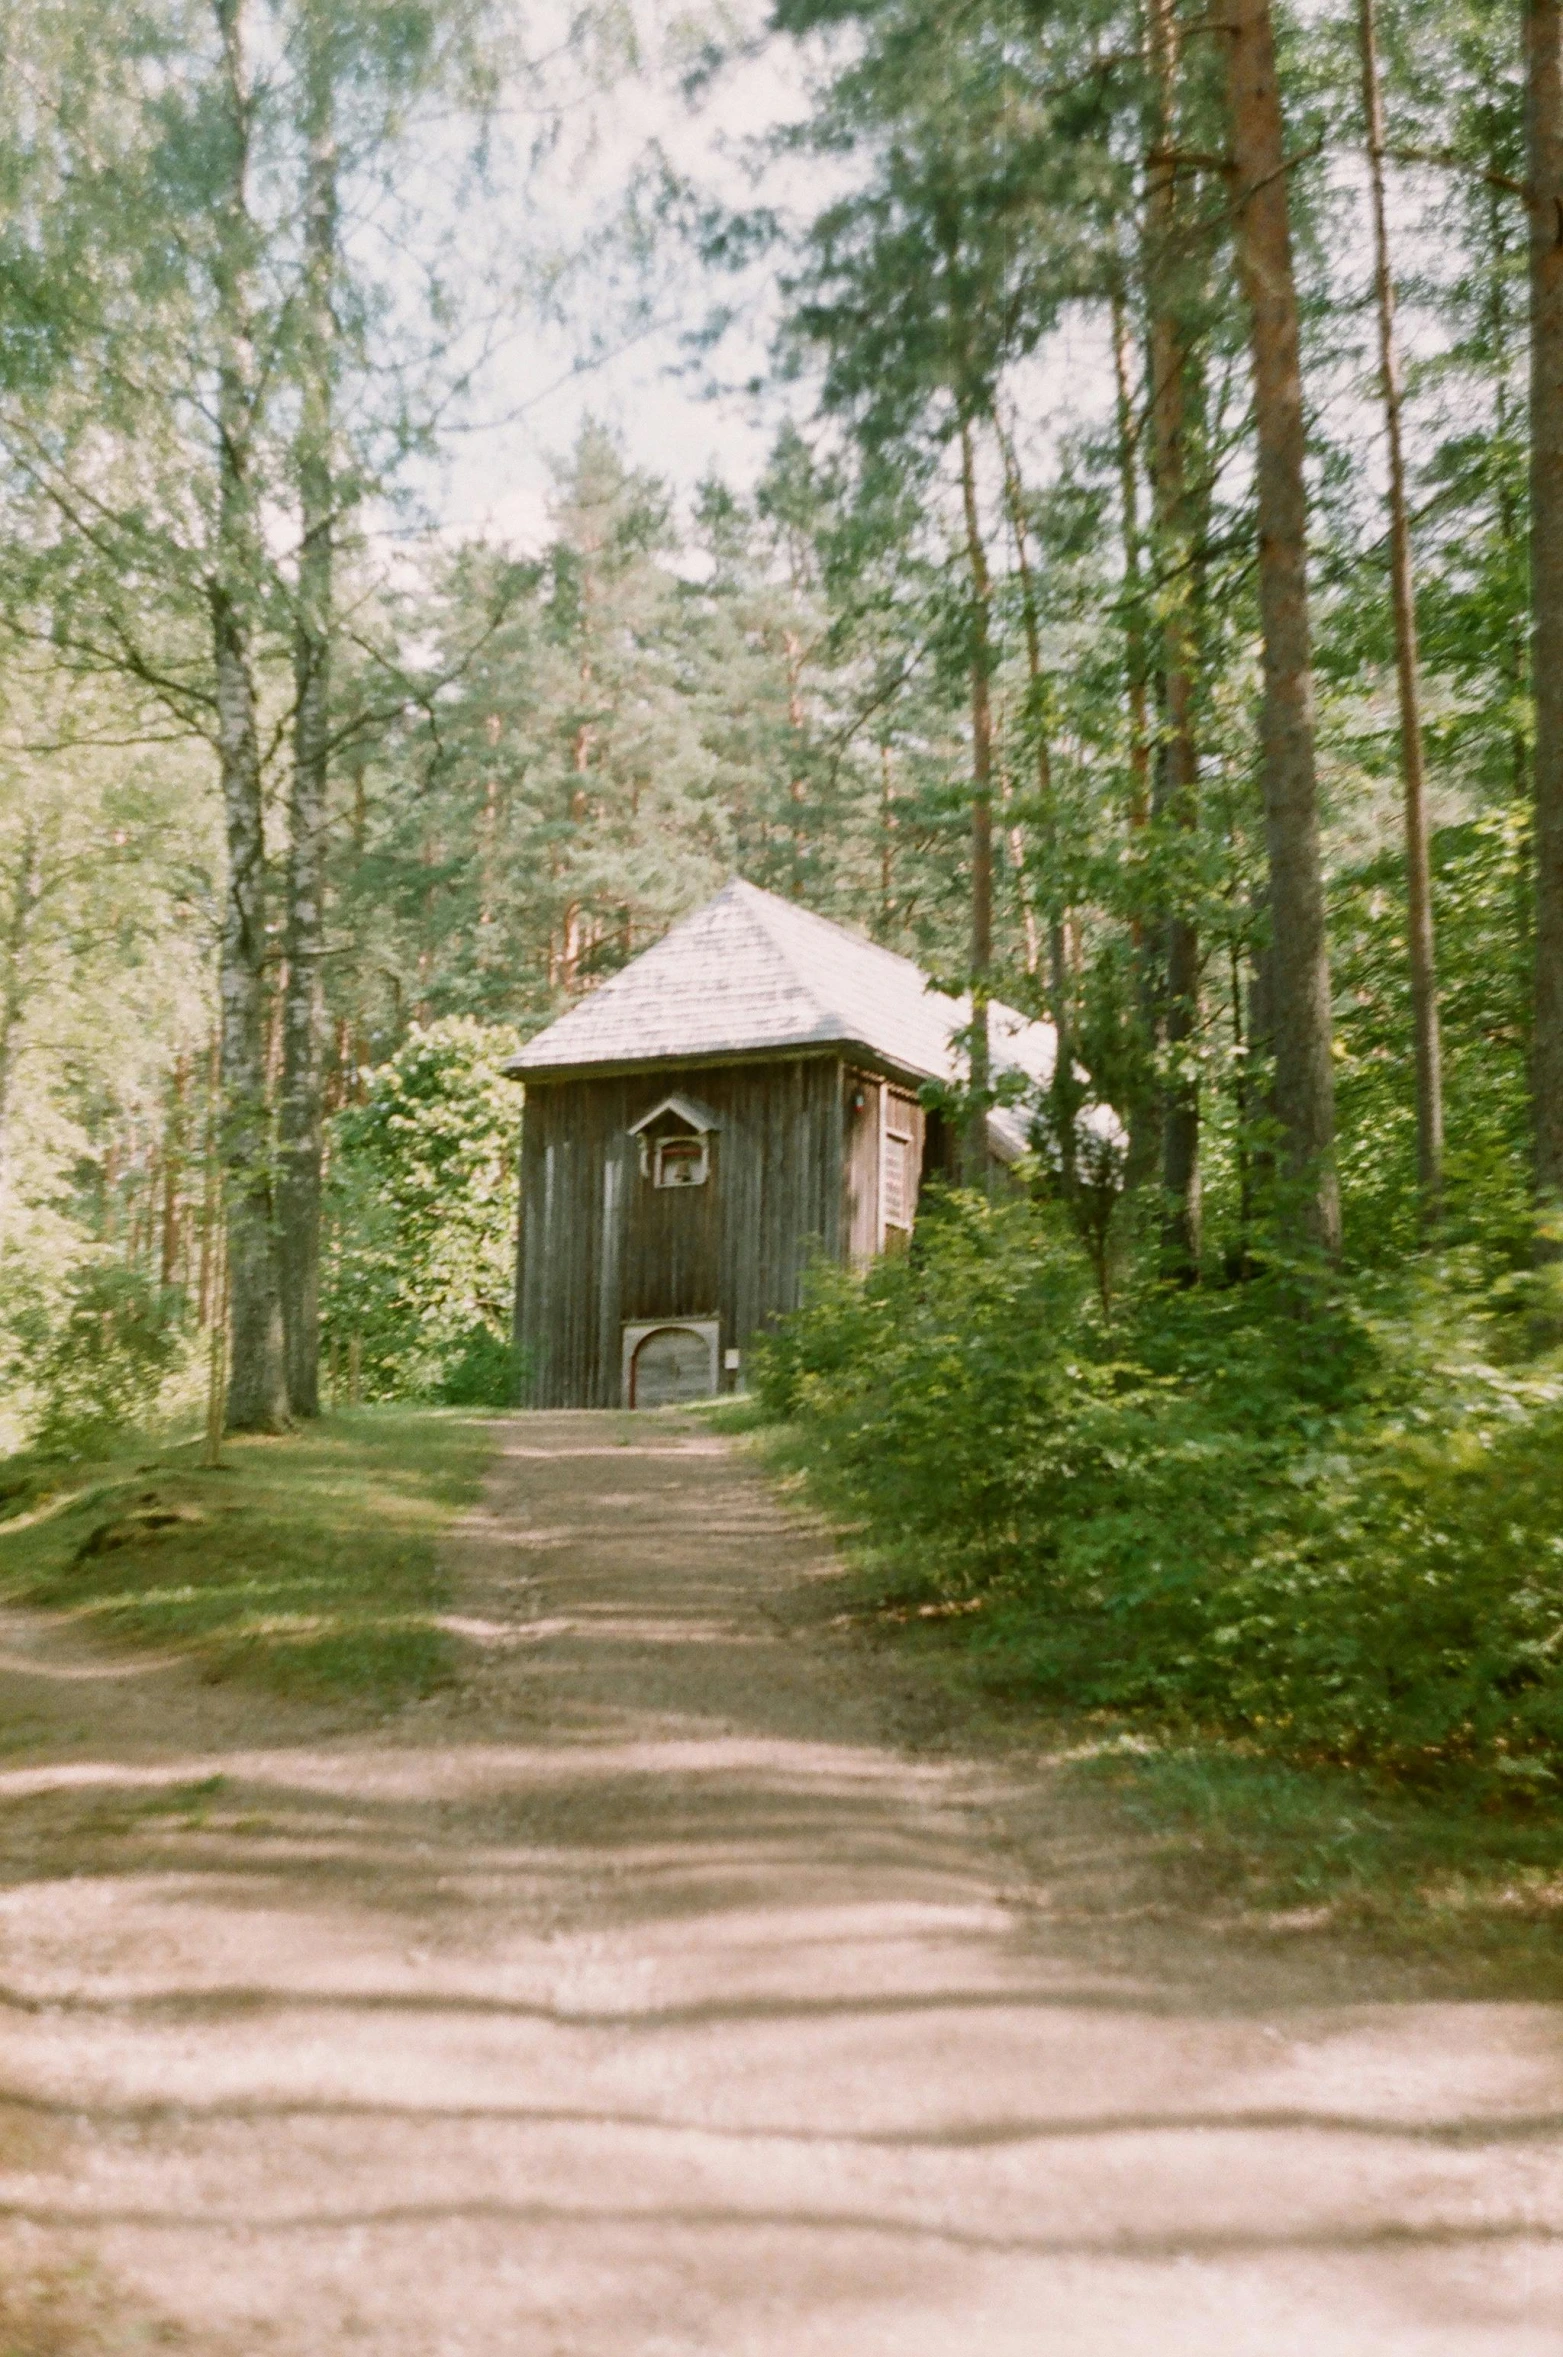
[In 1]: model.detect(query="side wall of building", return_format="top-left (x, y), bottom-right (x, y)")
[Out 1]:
top-left (517, 1056), bottom-right (845, 1408)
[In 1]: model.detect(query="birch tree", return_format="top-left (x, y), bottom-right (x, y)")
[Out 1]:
top-left (278, 0), bottom-right (338, 1419)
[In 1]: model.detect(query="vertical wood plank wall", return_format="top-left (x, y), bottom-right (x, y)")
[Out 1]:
top-left (842, 1070), bottom-right (881, 1267)
top-left (517, 1056), bottom-right (846, 1407)
top-left (880, 1086), bottom-right (924, 1251)
top-left (842, 1073), bottom-right (935, 1263)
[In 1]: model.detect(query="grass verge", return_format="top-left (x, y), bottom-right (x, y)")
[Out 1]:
top-left (0, 1408), bottom-right (497, 1711)
top-left (755, 1421), bottom-right (1563, 1981)
top-left (1079, 1734), bottom-right (1563, 1968)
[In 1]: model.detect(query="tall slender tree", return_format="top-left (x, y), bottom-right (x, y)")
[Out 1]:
top-left (1527, 0), bottom-right (1563, 1216)
top-left (1222, 0), bottom-right (1340, 1257)
top-left (1145, 0), bottom-right (1205, 1277)
top-left (1359, 0), bottom-right (1445, 1224)
top-left (211, 0), bottom-right (289, 1430)
top-left (0, 814), bottom-right (42, 1217)
top-left (957, 414), bottom-right (996, 1184)
top-left (997, 422), bottom-right (1073, 1181)
top-left (279, 0), bottom-right (339, 1419)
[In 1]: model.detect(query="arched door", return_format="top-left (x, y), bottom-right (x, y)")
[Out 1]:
top-left (630, 1324), bottom-right (716, 1407)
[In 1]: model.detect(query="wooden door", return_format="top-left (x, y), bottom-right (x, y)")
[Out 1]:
top-left (631, 1324), bottom-right (716, 1407)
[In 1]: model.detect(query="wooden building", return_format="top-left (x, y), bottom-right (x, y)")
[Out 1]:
top-left (509, 879), bottom-right (1058, 1408)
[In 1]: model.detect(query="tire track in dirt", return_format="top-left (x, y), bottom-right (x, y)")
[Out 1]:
top-left (0, 1409), bottom-right (1559, 2354)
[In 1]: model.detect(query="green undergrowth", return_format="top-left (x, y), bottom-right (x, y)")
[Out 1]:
top-left (753, 1190), bottom-right (1563, 1962)
top-left (1091, 1734), bottom-right (1563, 1958)
top-left (690, 1394), bottom-right (773, 1437)
top-left (0, 1408), bottom-right (497, 1709)
top-left (791, 1545), bottom-right (1563, 1968)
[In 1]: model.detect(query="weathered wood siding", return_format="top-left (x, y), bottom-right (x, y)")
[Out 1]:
top-left (517, 1055), bottom-right (845, 1407)
top-left (842, 1072), bottom-right (937, 1264)
top-left (880, 1085), bottom-right (924, 1252)
top-left (842, 1070), bottom-right (881, 1268)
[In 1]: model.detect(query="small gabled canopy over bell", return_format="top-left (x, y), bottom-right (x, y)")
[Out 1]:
top-left (628, 1093), bottom-right (722, 1184)
top-left (627, 1093), bottom-right (722, 1140)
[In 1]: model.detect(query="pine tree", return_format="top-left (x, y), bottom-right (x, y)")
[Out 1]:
top-left (1222, 0), bottom-right (1340, 1258)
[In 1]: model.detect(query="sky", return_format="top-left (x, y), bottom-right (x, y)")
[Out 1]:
top-left (390, 0), bottom-right (1409, 581)
top-left (394, 0), bottom-right (1125, 587)
top-left (423, 6), bottom-right (815, 555)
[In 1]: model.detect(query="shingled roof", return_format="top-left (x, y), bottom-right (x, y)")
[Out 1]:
top-left (507, 879), bottom-right (1057, 1156)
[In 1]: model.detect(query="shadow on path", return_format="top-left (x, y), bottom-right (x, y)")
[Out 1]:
top-left (0, 1409), bottom-right (1559, 2356)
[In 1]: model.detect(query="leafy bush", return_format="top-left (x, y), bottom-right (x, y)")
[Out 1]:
top-left (760, 1196), bottom-right (1563, 1775)
top-left (324, 1020), bottom-right (522, 1402)
top-left (1328, 808), bottom-right (1533, 1272)
top-left (6, 1262), bottom-right (186, 1455)
top-left (436, 1322), bottom-right (525, 1407)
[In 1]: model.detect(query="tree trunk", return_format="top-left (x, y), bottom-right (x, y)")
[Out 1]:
top-left (1229, 935), bottom-right (1254, 1273)
top-left (279, 6), bottom-right (337, 1417)
top-left (959, 418), bottom-right (993, 1190)
top-left (160, 1054), bottom-right (188, 1289)
top-left (1222, 0), bottom-right (1340, 1257)
top-left (1146, 0), bottom-right (1202, 1280)
top-left (197, 1030), bottom-right (220, 1326)
top-left (0, 811), bottom-right (40, 1217)
top-left (1109, 277), bottom-right (1152, 844)
top-left (212, 0), bottom-right (287, 1431)
top-left (997, 424), bottom-right (1074, 1191)
top-left (1110, 274), bottom-right (1161, 1187)
top-left (213, 577), bottom-right (285, 1429)
top-left (1360, 0), bottom-right (1444, 1225)
top-left (1482, 177), bottom-right (1531, 809)
top-left (1527, 0), bottom-right (1563, 1213)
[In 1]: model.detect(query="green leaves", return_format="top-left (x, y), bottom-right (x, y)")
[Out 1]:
top-left (7, 1262), bottom-right (186, 1456)
top-left (324, 1018), bottom-right (520, 1403)
top-left (764, 1195), bottom-right (1563, 1774)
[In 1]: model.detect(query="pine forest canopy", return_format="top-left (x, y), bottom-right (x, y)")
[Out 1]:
top-left (0, 0), bottom-right (1560, 1443)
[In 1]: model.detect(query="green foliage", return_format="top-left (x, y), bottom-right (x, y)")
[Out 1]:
top-left (761, 1195), bottom-right (1563, 1776)
top-left (324, 1019), bottom-right (521, 1404)
top-left (1331, 810), bottom-right (1533, 1268)
top-left (5, 1262), bottom-right (186, 1456)
top-left (436, 1323), bottom-right (525, 1407)
top-left (1078, 1734), bottom-right (1563, 1961)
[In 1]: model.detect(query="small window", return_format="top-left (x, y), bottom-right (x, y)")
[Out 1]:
top-left (654, 1134), bottom-right (709, 1188)
top-left (882, 1129), bottom-right (911, 1229)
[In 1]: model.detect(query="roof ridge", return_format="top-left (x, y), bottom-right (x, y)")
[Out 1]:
top-left (727, 875), bottom-right (947, 1015)
top-left (506, 876), bottom-right (1058, 1086)
top-left (711, 879), bottom-right (840, 1032)
top-left (728, 883), bottom-right (857, 1035)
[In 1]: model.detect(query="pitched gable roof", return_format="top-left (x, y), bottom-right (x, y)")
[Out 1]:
top-left (507, 879), bottom-right (1058, 1133)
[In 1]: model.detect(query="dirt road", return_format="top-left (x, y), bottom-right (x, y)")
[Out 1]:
top-left (1, 1411), bottom-right (1561, 2354)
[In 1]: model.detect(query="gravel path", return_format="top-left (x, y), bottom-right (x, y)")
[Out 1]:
top-left (0, 1410), bottom-right (1560, 2354)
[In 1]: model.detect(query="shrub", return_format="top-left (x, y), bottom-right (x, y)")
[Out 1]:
top-left (436, 1322), bottom-right (525, 1407)
top-left (762, 1194), bottom-right (1563, 1775)
top-left (8, 1262), bottom-right (186, 1455)
top-left (324, 1020), bottom-right (521, 1402)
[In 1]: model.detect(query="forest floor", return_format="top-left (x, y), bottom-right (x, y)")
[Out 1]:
top-left (0, 1409), bottom-right (1560, 2354)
